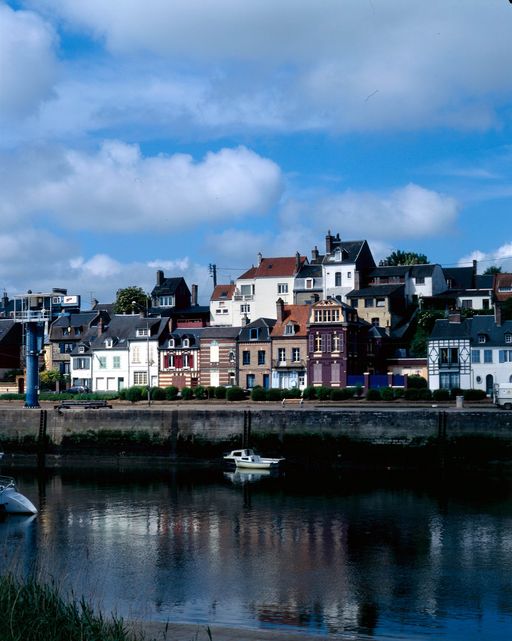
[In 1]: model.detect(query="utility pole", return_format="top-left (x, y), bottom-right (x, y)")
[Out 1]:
top-left (209, 263), bottom-right (217, 288)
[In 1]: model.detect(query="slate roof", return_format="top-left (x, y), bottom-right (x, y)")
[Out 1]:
top-left (167, 327), bottom-right (205, 348)
top-left (211, 284), bottom-right (236, 301)
top-left (470, 315), bottom-right (512, 345)
top-left (322, 240), bottom-right (367, 264)
top-left (86, 315), bottom-right (167, 350)
top-left (443, 267), bottom-right (474, 289)
top-left (429, 318), bottom-right (473, 340)
top-left (296, 263), bottom-right (323, 279)
top-left (238, 256), bottom-right (306, 280)
top-left (52, 311), bottom-right (99, 327)
top-left (410, 264), bottom-right (438, 278)
top-left (152, 276), bottom-right (189, 298)
top-left (369, 266), bottom-right (410, 279)
top-left (346, 284), bottom-right (405, 298)
top-left (0, 319), bottom-right (16, 341)
top-left (238, 318), bottom-right (276, 342)
top-left (200, 326), bottom-right (241, 339)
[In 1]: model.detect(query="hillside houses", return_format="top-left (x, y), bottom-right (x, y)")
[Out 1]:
top-left (5, 231), bottom-right (511, 396)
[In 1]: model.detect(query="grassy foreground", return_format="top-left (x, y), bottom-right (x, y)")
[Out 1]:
top-left (0, 574), bottom-right (149, 641)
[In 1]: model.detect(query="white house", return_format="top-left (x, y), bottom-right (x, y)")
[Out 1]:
top-left (322, 233), bottom-right (375, 302)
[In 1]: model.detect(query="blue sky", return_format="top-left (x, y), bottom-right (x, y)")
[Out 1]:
top-left (1, 0), bottom-right (512, 306)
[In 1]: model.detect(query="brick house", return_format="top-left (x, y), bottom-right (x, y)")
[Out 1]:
top-left (270, 300), bottom-right (310, 390)
top-left (199, 326), bottom-right (240, 388)
top-left (238, 318), bottom-right (276, 390)
top-left (159, 327), bottom-right (204, 389)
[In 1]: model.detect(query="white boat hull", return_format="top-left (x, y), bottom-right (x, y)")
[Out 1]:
top-left (235, 459), bottom-right (281, 469)
top-left (224, 448), bottom-right (284, 470)
top-left (0, 476), bottom-right (38, 515)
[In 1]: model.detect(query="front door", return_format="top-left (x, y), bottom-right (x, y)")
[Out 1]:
top-left (263, 374), bottom-right (270, 389)
top-left (486, 374), bottom-right (494, 397)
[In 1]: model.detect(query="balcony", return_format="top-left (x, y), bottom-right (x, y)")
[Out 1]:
top-left (272, 359), bottom-right (306, 369)
top-left (233, 294), bottom-right (254, 301)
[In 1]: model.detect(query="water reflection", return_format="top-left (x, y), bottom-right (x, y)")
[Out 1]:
top-left (1, 469), bottom-right (511, 640)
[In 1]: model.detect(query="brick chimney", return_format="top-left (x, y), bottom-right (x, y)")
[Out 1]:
top-left (495, 302), bottom-right (502, 327)
top-left (97, 316), bottom-right (104, 336)
top-left (191, 284), bottom-right (198, 306)
top-left (276, 297), bottom-right (285, 322)
top-left (311, 246), bottom-right (319, 262)
top-left (257, 252), bottom-right (263, 266)
top-left (472, 260), bottom-right (477, 288)
top-left (325, 230), bottom-right (333, 254)
top-left (156, 270), bottom-right (164, 286)
top-left (295, 251), bottom-right (301, 272)
top-left (448, 309), bottom-right (462, 324)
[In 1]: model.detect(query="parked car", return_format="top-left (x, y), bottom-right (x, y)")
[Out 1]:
top-left (66, 385), bottom-right (89, 394)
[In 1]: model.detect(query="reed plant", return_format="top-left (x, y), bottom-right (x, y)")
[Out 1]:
top-left (0, 573), bottom-right (147, 641)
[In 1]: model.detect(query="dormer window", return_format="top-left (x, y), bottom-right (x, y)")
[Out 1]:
top-left (284, 323), bottom-right (295, 335)
top-left (505, 333), bottom-right (512, 344)
top-left (168, 338), bottom-right (175, 348)
top-left (104, 338), bottom-right (113, 348)
top-left (249, 328), bottom-right (258, 340)
top-left (136, 328), bottom-right (149, 337)
top-left (478, 334), bottom-right (486, 344)
top-left (334, 248), bottom-right (341, 262)
top-left (182, 338), bottom-right (190, 347)
top-left (159, 296), bottom-right (174, 307)
top-left (78, 345), bottom-right (85, 354)
top-left (305, 278), bottom-right (314, 289)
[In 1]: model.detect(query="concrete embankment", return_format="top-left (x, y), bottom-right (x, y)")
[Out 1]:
top-left (1, 402), bottom-right (511, 469)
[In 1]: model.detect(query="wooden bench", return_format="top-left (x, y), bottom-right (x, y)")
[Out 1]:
top-left (281, 397), bottom-right (303, 406)
top-left (54, 400), bottom-right (112, 410)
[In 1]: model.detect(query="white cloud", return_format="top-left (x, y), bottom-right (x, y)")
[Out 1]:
top-left (19, 0), bottom-right (512, 134)
top-left (0, 3), bottom-right (59, 121)
top-left (281, 184), bottom-right (459, 241)
top-left (0, 142), bottom-right (283, 231)
top-left (459, 243), bottom-right (512, 274)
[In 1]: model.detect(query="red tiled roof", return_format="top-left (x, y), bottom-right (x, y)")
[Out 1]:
top-left (238, 256), bottom-right (306, 280)
top-left (494, 273), bottom-right (512, 302)
top-left (271, 304), bottom-right (311, 337)
top-left (210, 284), bottom-right (235, 301)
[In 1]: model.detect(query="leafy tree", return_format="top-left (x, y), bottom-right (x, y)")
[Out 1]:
top-left (39, 369), bottom-right (66, 390)
top-left (409, 309), bottom-right (445, 357)
top-left (483, 265), bottom-right (502, 275)
top-left (381, 250), bottom-right (428, 266)
top-left (113, 286), bottom-right (150, 314)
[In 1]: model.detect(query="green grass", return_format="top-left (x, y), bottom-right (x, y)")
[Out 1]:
top-left (0, 574), bottom-right (147, 641)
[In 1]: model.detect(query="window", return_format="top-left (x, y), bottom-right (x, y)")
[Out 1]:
top-left (440, 347), bottom-right (458, 365)
top-left (258, 350), bottom-right (266, 365)
top-left (371, 318), bottom-right (380, 327)
top-left (246, 374), bottom-right (256, 389)
top-left (249, 328), bottom-right (258, 340)
top-left (134, 371), bottom-right (147, 385)
top-left (471, 350), bottom-right (480, 363)
top-left (364, 298), bottom-right (373, 308)
top-left (104, 338), bottom-right (113, 348)
top-left (313, 308), bottom-right (340, 323)
top-left (478, 334), bottom-right (486, 344)
top-left (210, 341), bottom-right (219, 363)
top-left (182, 338), bottom-right (190, 347)
top-left (351, 298), bottom-right (358, 307)
top-left (78, 346), bottom-right (85, 354)
top-left (376, 298), bottom-right (385, 308)
top-left (137, 327), bottom-right (149, 337)
top-left (314, 335), bottom-right (322, 352)
top-left (168, 338), bottom-right (175, 348)
top-left (228, 350), bottom-right (236, 363)
top-left (347, 272), bottom-right (352, 279)
top-left (98, 356), bottom-right (107, 369)
top-left (277, 283), bottom-right (288, 294)
top-left (292, 347), bottom-right (300, 362)
top-left (505, 334), bottom-right (512, 344)
top-left (73, 357), bottom-right (90, 370)
top-left (415, 277), bottom-right (425, 285)
top-left (484, 350), bottom-right (492, 363)
top-left (242, 350), bottom-right (250, 365)
top-left (159, 296), bottom-right (174, 307)
top-left (284, 323), bottom-right (295, 335)
top-left (62, 327), bottom-right (71, 336)
top-left (461, 300), bottom-right (473, 309)
top-left (499, 350), bottom-right (512, 363)
top-left (332, 334), bottom-right (340, 351)
top-left (113, 356), bottom-right (121, 369)
top-left (240, 284), bottom-right (253, 296)
top-left (240, 304), bottom-right (250, 314)
top-left (59, 342), bottom-right (74, 354)
top-left (335, 272), bottom-right (341, 287)
top-left (132, 346), bottom-right (140, 363)
top-left (305, 278), bottom-right (313, 289)
top-left (440, 372), bottom-right (460, 390)
top-left (278, 347), bottom-right (286, 363)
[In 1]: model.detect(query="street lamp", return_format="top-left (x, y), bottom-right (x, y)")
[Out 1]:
top-left (132, 299), bottom-right (151, 406)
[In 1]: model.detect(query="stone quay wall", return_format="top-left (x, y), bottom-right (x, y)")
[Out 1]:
top-left (1, 404), bottom-right (511, 467)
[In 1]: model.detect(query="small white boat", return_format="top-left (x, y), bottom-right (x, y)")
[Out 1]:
top-left (223, 448), bottom-right (285, 470)
top-left (0, 475), bottom-right (38, 515)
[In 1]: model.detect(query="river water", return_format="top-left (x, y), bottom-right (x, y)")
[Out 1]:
top-left (1, 466), bottom-right (511, 640)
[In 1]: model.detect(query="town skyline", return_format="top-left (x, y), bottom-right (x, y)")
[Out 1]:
top-left (2, 1), bottom-right (512, 305)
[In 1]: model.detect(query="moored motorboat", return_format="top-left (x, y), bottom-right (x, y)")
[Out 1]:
top-left (223, 448), bottom-right (285, 470)
top-left (0, 475), bottom-right (38, 515)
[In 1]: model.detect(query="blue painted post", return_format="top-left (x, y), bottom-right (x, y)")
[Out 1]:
top-left (25, 322), bottom-right (42, 408)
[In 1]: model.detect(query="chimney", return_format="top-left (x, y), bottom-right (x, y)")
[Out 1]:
top-left (276, 297), bottom-right (285, 322)
top-left (257, 252), bottom-right (262, 266)
top-left (242, 313), bottom-right (250, 326)
top-left (156, 270), bottom-right (164, 286)
top-left (311, 246), bottom-right (319, 262)
top-left (295, 251), bottom-right (301, 271)
top-left (495, 302), bottom-right (502, 327)
top-left (472, 260), bottom-right (477, 288)
top-left (97, 316), bottom-right (104, 336)
top-left (448, 309), bottom-right (462, 324)
top-left (325, 230), bottom-right (333, 254)
top-left (2, 290), bottom-right (8, 309)
top-left (191, 284), bottom-right (198, 306)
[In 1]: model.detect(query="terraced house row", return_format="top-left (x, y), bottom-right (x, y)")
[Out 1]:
top-left (0, 231), bottom-right (510, 394)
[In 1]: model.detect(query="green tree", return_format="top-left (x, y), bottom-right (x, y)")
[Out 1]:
top-left (409, 309), bottom-right (445, 357)
top-left (39, 369), bottom-right (66, 390)
top-left (381, 250), bottom-right (428, 266)
top-left (113, 286), bottom-right (150, 314)
top-left (483, 265), bottom-right (502, 275)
